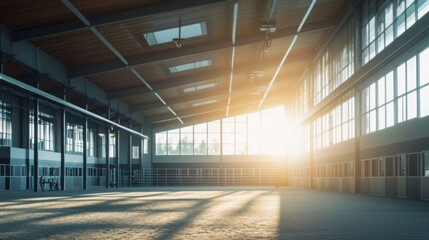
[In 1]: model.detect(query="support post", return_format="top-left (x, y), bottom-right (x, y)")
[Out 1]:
top-left (116, 122), bottom-right (120, 188)
top-left (83, 101), bottom-right (88, 190)
top-left (33, 98), bottom-right (39, 192)
top-left (60, 108), bottom-right (66, 191)
top-left (129, 123), bottom-right (133, 187)
top-left (106, 107), bottom-right (110, 188)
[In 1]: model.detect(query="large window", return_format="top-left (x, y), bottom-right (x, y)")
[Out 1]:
top-left (87, 129), bottom-right (95, 157)
top-left (0, 100), bottom-right (12, 146)
top-left (362, 47), bottom-right (429, 134)
top-left (208, 120), bottom-right (220, 155)
top-left (30, 111), bottom-right (55, 151)
top-left (313, 16), bottom-right (355, 106)
top-left (362, 0), bottom-right (428, 64)
top-left (313, 95), bottom-right (355, 150)
top-left (155, 106), bottom-right (286, 156)
top-left (194, 123), bottom-right (208, 155)
top-left (66, 123), bottom-right (83, 154)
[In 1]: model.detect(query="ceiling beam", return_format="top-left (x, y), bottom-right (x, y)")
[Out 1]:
top-left (152, 97), bottom-right (284, 129)
top-left (69, 19), bottom-right (337, 78)
top-left (107, 53), bottom-right (310, 100)
top-left (130, 72), bottom-right (299, 113)
top-left (13, 0), bottom-right (227, 41)
top-left (146, 90), bottom-right (286, 124)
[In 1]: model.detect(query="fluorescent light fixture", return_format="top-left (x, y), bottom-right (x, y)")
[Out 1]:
top-left (169, 59), bottom-right (212, 73)
top-left (192, 99), bottom-right (217, 107)
top-left (144, 22), bottom-right (207, 46)
top-left (259, 34), bottom-right (298, 109)
top-left (154, 92), bottom-right (167, 105)
top-left (167, 106), bottom-right (177, 116)
top-left (232, 1), bottom-right (238, 44)
top-left (297, 0), bottom-right (317, 32)
top-left (183, 82), bottom-right (217, 93)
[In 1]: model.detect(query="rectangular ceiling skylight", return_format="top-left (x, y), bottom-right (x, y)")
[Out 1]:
top-left (144, 22), bottom-right (207, 46)
top-left (169, 59), bottom-right (212, 73)
top-left (192, 99), bottom-right (217, 107)
top-left (183, 82), bottom-right (217, 93)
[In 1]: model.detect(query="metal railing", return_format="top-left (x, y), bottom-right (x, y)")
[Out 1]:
top-left (125, 168), bottom-right (287, 187)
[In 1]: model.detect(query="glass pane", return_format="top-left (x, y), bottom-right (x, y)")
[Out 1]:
top-left (370, 110), bottom-right (377, 132)
top-left (370, 83), bottom-right (376, 109)
top-left (385, 3), bottom-right (394, 26)
top-left (386, 25), bottom-right (394, 45)
top-left (407, 91), bottom-right (417, 119)
top-left (378, 106), bottom-right (386, 130)
top-left (397, 96), bottom-right (406, 123)
top-left (420, 85), bottom-right (429, 117)
top-left (378, 76), bottom-right (386, 106)
top-left (418, 0), bottom-right (429, 19)
top-left (396, 13), bottom-right (406, 36)
top-left (406, 4), bottom-right (416, 28)
top-left (386, 102), bottom-right (395, 127)
top-left (420, 47), bottom-right (429, 86)
top-left (208, 120), bottom-right (220, 132)
top-left (386, 71), bottom-right (395, 102)
top-left (407, 56), bottom-right (417, 91)
top-left (397, 63), bottom-right (407, 96)
top-left (194, 133), bottom-right (207, 155)
top-left (194, 123), bottom-right (207, 133)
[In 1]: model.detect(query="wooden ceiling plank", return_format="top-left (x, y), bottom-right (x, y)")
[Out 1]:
top-left (13, 0), bottom-right (228, 41)
top-left (69, 19), bottom-right (337, 77)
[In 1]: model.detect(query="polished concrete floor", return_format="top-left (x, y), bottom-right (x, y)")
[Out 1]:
top-left (1, 187), bottom-right (429, 239)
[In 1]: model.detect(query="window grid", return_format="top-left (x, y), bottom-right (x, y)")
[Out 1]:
top-left (362, 0), bottom-right (428, 65)
top-left (362, 47), bottom-right (429, 135)
top-left (0, 100), bottom-right (12, 146)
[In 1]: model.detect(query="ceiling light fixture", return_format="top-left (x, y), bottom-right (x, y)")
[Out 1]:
top-left (258, 0), bottom-right (317, 109)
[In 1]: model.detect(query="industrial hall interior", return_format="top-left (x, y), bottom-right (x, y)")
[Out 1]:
top-left (0, 0), bottom-right (429, 239)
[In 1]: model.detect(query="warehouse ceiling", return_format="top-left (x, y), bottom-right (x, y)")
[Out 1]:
top-left (0, 0), bottom-right (352, 128)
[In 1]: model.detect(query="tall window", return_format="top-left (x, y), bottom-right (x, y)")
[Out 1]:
top-left (30, 111), bottom-right (55, 151)
top-left (109, 133), bottom-right (116, 158)
top-left (222, 117), bottom-right (235, 155)
top-left (132, 146), bottom-right (139, 159)
top-left (87, 129), bottom-right (95, 157)
top-left (313, 16), bottom-right (355, 106)
top-left (143, 138), bottom-right (149, 154)
top-left (362, 0), bottom-right (428, 64)
top-left (362, 47), bottom-right (429, 134)
top-left (313, 95), bottom-right (355, 150)
top-left (208, 120), bottom-right (220, 155)
top-left (156, 131), bottom-right (167, 155)
top-left (155, 106), bottom-right (286, 156)
top-left (420, 47), bottom-right (429, 117)
top-left (0, 100), bottom-right (12, 146)
top-left (194, 123), bottom-right (207, 155)
top-left (66, 123), bottom-right (83, 154)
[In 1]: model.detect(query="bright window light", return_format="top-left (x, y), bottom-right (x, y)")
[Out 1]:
top-left (183, 82), bottom-right (217, 93)
top-left (170, 60), bottom-right (212, 73)
top-left (144, 22), bottom-right (207, 46)
top-left (192, 99), bottom-right (217, 107)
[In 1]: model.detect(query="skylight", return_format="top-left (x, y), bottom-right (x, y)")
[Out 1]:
top-left (144, 22), bottom-right (207, 46)
top-left (192, 99), bottom-right (217, 107)
top-left (169, 59), bottom-right (212, 73)
top-left (183, 82), bottom-right (217, 93)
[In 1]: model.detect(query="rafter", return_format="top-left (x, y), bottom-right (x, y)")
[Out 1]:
top-left (107, 54), bottom-right (309, 100)
top-left (130, 72), bottom-right (299, 113)
top-left (69, 19), bottom-right (337, 78)
top-left (146, 90), bottom-right (287, 124)
top-left (13, 0), bottom-right (227, 41)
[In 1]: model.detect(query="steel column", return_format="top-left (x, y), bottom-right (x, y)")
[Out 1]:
top-left (129, 124), bottom-right (133, 187)
top-left (33, 98), bottom-right (39, 192)
top-left (83, 103), bottom-right (88, 190)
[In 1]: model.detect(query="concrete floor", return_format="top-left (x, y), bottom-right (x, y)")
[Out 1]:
top-left (1, 187), bottom-right (429, 240)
